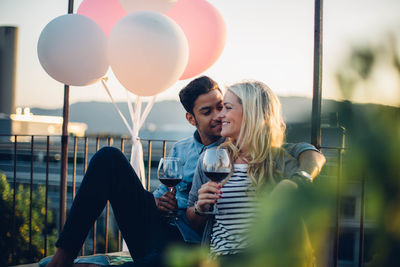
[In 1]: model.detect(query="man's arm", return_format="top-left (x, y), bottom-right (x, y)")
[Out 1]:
top-left (297, 150), bottom-right (326, 180)
top-left (284, 142), bottom-right (326, 180)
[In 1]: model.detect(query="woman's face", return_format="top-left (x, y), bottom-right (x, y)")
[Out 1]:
top-left (219, 90), bottom-right (243, 140)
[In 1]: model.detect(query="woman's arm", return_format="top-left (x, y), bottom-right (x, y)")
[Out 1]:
top-left (187, 181), bottom-right (221, 231)
top-left (186, 154), bottom-right (221, 231)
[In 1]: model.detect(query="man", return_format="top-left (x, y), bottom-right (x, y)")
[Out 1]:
top-left (47, 76), bottom-right (325, 267)
top-left (153, 76), bottom-right (225, 244)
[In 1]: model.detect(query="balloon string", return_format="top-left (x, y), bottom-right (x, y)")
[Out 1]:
top-left (125, 89), bottom-right (136, 130)
top-left (139, 95), bottom-right (157, 129)
top-left (101, 78), bottom-right (135, 137)
top-left (134, 97), bottom-right (142, 135)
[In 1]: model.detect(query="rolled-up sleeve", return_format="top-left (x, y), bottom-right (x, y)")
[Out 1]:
top-left (283, 142), bottom-right (320, 160)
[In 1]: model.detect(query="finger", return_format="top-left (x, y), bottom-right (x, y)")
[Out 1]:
top-left (161, 196), bottom-right (177, 207)
top-left (198, 185), bottom-right (221, 195)
top-left (157, 205), bottom-right (170, 213)
top-left (207, 181), bottom-right (221, 188)
top-left (164, 191), bottom-right (176, 200)
top-left (161, 201), bottom-right (176, 211)
top-left (160, 195), bottom-right (177, 205)
top-left (156, 198), bottom-right (171, 212)
top-left (197, 199), bottom-right (217, 211)
top-left (159, 198), bottom-right (176, 211)
top-left (198, 193), bottom-right (220, 201)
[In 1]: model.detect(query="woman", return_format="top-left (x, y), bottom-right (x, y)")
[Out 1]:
top-left (187, 80), bottom-right (315, 263)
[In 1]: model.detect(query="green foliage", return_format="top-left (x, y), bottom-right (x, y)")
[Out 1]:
top-left (165, 245), bottom-right (216, 267)
top-left (165, 180), bottom-right (336, 267)
top-left (350, 47), bottom-right (375, 79)
top-left (334, 34), bottom-right (400, 265)
top-left (339, 103), bottom-right (400, 266)
top-left (0, 172), bottom-right (58, 266)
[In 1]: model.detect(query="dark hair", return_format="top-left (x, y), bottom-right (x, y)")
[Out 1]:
top-left (179, 76), bottom-right (221, 114)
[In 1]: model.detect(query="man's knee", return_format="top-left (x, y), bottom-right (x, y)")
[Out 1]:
top-left (93, 146), bottom-right (126, 162)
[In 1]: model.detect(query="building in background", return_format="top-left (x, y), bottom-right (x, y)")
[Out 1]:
top-left (10, 107), bottom-right (87, 137)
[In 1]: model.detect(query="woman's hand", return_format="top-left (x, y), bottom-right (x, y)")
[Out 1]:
top-left (187, 181), bottom-right (222, 232)
top-left (196, 181), bottom-right (222, 213)
top-left (155, 187), bottom-right (177, 213)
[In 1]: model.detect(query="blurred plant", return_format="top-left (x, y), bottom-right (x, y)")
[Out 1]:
top-left (0, 171), bottom-right (58, 266)
top-left (336, 33), bottom-right (400, 105)
top-left (165, 180), bottom-right (337, 267)
top-left (333, 32), bottom-right (400, 266)
top-left (165, 245), bottom-right (217, 267)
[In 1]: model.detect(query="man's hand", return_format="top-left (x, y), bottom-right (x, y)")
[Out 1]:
top-left (155, 188), bottom-right (177, 213)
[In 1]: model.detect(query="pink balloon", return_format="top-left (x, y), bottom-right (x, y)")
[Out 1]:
top-left (166, 0), bottom-right (226, 80)
top-left (77, 0), bottom-right (127, 36)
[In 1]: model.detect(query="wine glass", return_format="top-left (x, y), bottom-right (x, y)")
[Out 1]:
top-left (157, 157), bottom-right (183, 217)
top-left (202, 146), bottom-right (232, 214)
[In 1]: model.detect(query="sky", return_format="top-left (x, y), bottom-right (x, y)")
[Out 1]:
top-left (1, 0), bottom-right (400, 109)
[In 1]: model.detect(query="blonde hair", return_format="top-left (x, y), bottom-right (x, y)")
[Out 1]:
top-left (223, 80), bottom-right (287, 187)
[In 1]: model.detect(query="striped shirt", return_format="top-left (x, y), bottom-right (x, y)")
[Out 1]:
top-left (210, 164), bottom-right (258, 256)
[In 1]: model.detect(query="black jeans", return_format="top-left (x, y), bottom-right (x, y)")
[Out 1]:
top-left (56, 147), bottom-right (183, 266)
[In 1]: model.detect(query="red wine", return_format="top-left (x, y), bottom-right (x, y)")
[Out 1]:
top-left (159, 177), bottom-right (181, 187)
top-left (204, 172), bottom-right (230, 182)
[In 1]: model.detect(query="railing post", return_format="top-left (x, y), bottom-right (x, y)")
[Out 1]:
top-left (311, 0), bottom-right (323, 149)
top-left (358, 173), bottom-right (366, 267)
top-left (333, 129), bottom-right (345, 267)
top-left (59, 0), bottom-right (74, 231)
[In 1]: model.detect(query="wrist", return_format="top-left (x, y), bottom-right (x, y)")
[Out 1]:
top-left (194, 201), bottom-right (206, 216)
top-left (290, 170), bottom-right (313, 187)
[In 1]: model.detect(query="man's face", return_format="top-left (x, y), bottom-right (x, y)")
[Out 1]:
top-left (187, 90), bottom-right (223, 144)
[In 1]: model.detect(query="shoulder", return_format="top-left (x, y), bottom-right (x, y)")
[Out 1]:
top-left (276, 149), bottom-right (298, 177)
top-left (283, 142), bottom-right (319, 159)
top-left (173, 136), bottom-right (196, 148)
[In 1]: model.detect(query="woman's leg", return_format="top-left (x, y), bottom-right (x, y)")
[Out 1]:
top-left (54, 147), bottom-right (162, 261)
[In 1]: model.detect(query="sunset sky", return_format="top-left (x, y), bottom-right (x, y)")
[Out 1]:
top-left (1, 0), bottom-right (399, 108)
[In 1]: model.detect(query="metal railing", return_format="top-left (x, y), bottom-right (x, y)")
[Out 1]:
top-left (0, 134), bottom-right (176, 265)
top-left (0, 133), bottom-right (368, 266)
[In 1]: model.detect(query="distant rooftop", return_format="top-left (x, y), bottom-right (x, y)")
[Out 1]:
top-left (8, 107), bottom-right (87, 137)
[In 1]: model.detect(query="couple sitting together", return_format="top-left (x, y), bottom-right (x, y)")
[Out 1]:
top-left (46, 76), bottom-right (326, 266)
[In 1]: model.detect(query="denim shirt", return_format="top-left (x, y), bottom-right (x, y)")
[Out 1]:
top-left (153, 131), bottom-right (224, 243)
top-left (153, 131), bottom-right (319, 243)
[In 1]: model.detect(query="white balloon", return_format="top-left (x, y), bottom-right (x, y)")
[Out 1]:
top-left (119, 0), bottom-right (177, 14)
top-left (37, 14), bottom-right (108, 86)
top-left (108, 11), bottom-right (188, 96)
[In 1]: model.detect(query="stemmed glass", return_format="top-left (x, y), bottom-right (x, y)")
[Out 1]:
top-left (202, 146), bottom-right (232, 214)
top-left (157, 157), bottom-right (183, 218)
